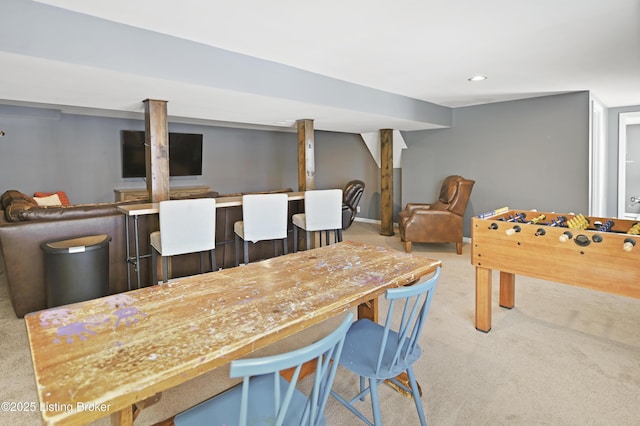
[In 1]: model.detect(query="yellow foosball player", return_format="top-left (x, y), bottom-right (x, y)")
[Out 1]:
top-left (566, 214), bottom-right (589, 230)
top-left (627, 222), bottom-right (640, 235)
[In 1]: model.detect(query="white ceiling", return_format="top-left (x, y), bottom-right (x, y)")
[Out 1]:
top-left (3, 0), bottom-right (640, 133)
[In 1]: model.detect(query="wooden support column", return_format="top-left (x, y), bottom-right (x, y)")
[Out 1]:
top-left (144, 99), bottom-right (170, 202)
top-left (144, 99), bottom-right (169, 283)
top-left (380, 129), bottom-right (394, 236)
top-left (297, 119), bottom-right (315, 251)
top-left (297, 119), bottom-right (315, 191)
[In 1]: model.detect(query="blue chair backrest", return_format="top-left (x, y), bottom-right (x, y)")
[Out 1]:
top-left (230, 312), bottom-right (353, 426)
top-left (375, 267), bottom-right (440, 376)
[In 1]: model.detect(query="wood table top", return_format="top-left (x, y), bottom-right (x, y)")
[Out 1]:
top-left (116, 191), bottom-right (305, 216)
top-left (25, 240), bottom-right (441, 425)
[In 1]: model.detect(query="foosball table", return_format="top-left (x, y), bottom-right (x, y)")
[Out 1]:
top-left (471, 208), bottom-right (640, 332)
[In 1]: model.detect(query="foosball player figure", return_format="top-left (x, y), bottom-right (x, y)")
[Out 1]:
top-left (566, 214), bottom-right (589, 230)
top-left (546, 216), bottom-right (567, 228)
top-left (500, 212), bottom-right (526, 223)
top-left (596, 220), bottom-right (615, 232)
top-left (627, 223), bottom-right (640, 235)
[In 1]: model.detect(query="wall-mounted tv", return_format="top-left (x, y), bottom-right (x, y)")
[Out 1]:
top-left (121, 130), bottom-right (203, 178)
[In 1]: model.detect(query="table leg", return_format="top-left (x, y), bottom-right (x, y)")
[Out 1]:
top-left (475, 266), bottom-right (492, 332)
top-left (357, 299), bottom-right (378, 323)
top-left (499, 271), bottom-right (515, 309)
top-left (110, 406), bottom-right (133, 426)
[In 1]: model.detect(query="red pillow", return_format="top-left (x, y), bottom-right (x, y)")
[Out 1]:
top-left (33, 191), bottom-right (70, 206)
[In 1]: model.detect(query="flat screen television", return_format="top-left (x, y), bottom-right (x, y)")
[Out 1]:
top-left (121, 130), bottom-right (203, 178)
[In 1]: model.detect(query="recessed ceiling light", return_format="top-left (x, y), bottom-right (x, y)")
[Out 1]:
top-left (468, 75), bottom-right (487, 82)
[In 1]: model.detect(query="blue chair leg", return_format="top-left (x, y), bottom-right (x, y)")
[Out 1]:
top-left (408, 367), bottom-right (427, 426)
top-left (293, 225), bottom-right (299, 252)
top-left (369, 377), bottom-right (383, 425)
top-left (282, 237), bottom-right (288, 255)
top-left (244, 240), bottom-right (249, 264)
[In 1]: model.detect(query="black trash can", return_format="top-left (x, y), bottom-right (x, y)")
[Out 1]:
top-left (41, 234), bottom-right (111, 308)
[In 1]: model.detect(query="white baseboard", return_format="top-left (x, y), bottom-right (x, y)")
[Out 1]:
top-left (353, 217), bottom-right (382, 225)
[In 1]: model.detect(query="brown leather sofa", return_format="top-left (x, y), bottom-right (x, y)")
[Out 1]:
top-left (0, 189), bottom-right (301, 317)
top-left (398, 175), bottom-right (475, 254)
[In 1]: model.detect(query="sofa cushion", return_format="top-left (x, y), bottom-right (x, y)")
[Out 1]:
top-left (5, 199), bottom-right (37, 222)
top-left (34, 191), bottom-right (70, 206)
top-left (2, 190), bottom-right (38, 222)
top-left (34, 193), bottom-right (62, 206)
top-left (1, 190), bottom-right (36, 210)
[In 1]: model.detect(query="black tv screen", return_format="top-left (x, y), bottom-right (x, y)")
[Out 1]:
top-left (121, 131), bottom-right (203, 178)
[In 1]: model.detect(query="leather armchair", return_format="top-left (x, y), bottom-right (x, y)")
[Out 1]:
top-left (341, 180), bottom-right (365, 229)
top-left (398, 175), bottom-right (475, 254)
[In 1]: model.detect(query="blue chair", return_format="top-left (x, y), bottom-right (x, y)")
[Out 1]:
top-left (331, 267), bottom-right (441, 426)
top-left (175, 312), bottom-right (354, 426)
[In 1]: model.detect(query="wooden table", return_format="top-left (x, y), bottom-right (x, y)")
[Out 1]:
top-left (25, 241), bottom-right (441, 425)
top-left (472, 209), bottom-right (640, 332)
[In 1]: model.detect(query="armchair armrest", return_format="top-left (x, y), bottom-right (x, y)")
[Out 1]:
top-left (399, 206), bottom-right (450, 228)
top-left (402, 203), bottom-right (432, 214)
top-left (404, 209), bottom-right (456, 225)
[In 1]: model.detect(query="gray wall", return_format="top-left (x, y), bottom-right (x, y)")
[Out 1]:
top-left (401, 92), bottom-right (591, 237)
top-left (312, 132), bottom-right (381, 220)
top-left (0, 92), bottom-right (622, 238)
top-left (0, 106), bottom-right (380, 217)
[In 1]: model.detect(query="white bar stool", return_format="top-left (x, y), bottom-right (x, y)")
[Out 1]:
top-left (150, 198), bottom-right (217, 283)
top-left (292, 189), bottom-right (343, 252)
top-left (234, 193), bottom-right (289, 265)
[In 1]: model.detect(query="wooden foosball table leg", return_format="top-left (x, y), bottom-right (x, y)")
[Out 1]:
top-left (499, 271), bottom-right (515, 309)
top-left (475, 266), bottom-right (492, 332)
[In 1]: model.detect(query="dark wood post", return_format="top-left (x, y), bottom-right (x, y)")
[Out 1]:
top-left (297, 119), bottom-right (316, 250)
top-left (380, 129), bottom-right (394, 236)
top-left (297, 119), bottom-right (315, 191)
top-left (144, 99), bottom-right (170, 202)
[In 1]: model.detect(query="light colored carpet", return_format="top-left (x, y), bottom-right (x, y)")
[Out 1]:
top-left (0, 221), bottom-right (638, 425)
